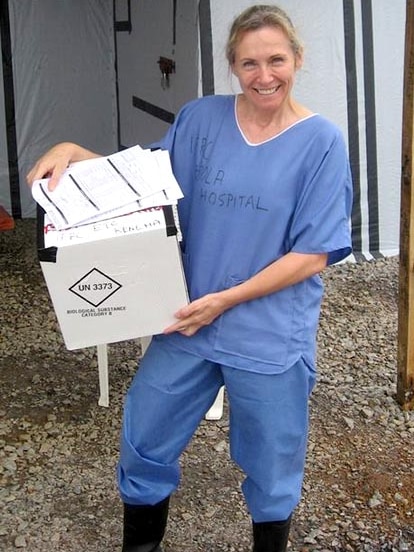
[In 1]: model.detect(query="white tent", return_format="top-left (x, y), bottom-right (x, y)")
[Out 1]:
top-left (0, 0), bottom-right (406, 260)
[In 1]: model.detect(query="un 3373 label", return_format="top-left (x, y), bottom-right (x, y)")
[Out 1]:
top-left (68, 268), bottom-right (122, 307)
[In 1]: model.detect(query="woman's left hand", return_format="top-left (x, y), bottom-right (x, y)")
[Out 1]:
top-left (163, 292), bottom-right (228, 336)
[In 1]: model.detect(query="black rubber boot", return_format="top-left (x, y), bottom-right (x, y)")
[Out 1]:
top-left (252, 515), bottom-right (292, 552)
top-left (122, 497), bottom-right (169, 552)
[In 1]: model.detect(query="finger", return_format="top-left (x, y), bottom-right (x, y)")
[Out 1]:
top-left (163, 321), bottom-right (186, 334)
top-left (163, 316), bottom-right (200, 335)
top-left (173, 305), bottom-right (193, 319)
top-left (47, 168), bottom-right (64, 191)
top-left (27, 161), bottom-right (53, 187)
top-left (26, 164), bottom-right (43, 186)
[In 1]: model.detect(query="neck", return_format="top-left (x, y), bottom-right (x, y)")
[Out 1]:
top-left (235, 95), bottom-right (312, 144)
top-left (238, 94), bottom-right (309, 128)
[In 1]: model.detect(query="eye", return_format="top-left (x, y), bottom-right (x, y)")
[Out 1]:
top-left (241, 60), bottom-right (256, 70)
top-left (270, 56), bottom-right (284, 66)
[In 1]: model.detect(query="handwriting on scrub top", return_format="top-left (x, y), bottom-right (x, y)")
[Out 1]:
top-left (191, 135), bottom-right (269, 212)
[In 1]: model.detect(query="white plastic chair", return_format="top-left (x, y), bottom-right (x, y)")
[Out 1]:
top-left (96, 338), bottom-right (224, 420)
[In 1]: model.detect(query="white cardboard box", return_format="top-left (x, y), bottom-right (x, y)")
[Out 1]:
top-left (38, 206), bottom-right (188, 350)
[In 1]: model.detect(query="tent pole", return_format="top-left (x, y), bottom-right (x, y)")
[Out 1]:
top-left (397, 0), bottom-right (414, 410)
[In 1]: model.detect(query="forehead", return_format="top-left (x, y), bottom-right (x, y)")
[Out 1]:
top-left (234, 26), bottom-right (293, 58)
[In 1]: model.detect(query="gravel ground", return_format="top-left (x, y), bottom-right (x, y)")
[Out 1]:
top-left (1, 219), bottom-right (413, 552)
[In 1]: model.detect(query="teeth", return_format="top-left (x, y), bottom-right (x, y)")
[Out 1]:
top-left (256, 86), bottom-right (278, 95)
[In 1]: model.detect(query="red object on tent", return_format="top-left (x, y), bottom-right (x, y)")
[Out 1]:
top-left (0, 205), bottom-right (15, 231)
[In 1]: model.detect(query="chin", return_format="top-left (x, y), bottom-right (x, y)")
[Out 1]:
top-left (252, 95), bottom-right (281, 109)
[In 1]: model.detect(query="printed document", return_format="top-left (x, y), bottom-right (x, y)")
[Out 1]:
top-left (32, 145), bottom-right (183, 229)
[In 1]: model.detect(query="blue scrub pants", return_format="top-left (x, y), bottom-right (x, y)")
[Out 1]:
top-left (117, 338), bottom-right (316, 522)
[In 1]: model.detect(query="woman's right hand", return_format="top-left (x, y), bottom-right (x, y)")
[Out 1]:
top-left (26, 142), bottom-right (101, 191)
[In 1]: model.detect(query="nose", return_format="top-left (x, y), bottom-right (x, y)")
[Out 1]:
top-left (257, 63), bottom-right (274, 83)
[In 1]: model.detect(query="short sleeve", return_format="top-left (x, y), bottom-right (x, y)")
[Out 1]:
top-left (289, 130), bottom-right (353, 265)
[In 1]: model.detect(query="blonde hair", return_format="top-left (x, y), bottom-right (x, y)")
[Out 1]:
top-left (226, 4), bottom-right (303, 65)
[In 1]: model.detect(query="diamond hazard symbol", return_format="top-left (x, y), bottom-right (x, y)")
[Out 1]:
top-left (69, 268), bottom-right (122, 307)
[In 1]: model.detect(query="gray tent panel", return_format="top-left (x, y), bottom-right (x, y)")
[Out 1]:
top-left (0, 0), bottom-right (117, 218)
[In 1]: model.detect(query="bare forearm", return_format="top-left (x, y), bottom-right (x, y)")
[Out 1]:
top-left (60, 142), bottom-right (101, 163)
top-left (164, 251), bottom-right (328, 336)
top-left (219, 251), bottom-right (328, 310)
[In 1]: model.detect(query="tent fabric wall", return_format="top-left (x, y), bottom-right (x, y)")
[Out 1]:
top-left (0, 0), bottom-right (15, 218)
top-left (114, 0), bottom-right (199, 149)
top-left (0, 0), bottom-right (117, 219)
top-left (0, 0), bottom-right (406, 261)
top-left (210, 0), bottom-right (405, 260)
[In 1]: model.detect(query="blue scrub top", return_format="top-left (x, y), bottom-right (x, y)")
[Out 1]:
top-left (149, 95), bottom-right (353, 374)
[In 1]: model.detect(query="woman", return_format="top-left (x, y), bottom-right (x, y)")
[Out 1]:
top-left (28, 5), bottom-right (353, 551)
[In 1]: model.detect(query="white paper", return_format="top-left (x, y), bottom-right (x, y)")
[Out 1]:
top-left (32, 145), bottom-right (183, 229)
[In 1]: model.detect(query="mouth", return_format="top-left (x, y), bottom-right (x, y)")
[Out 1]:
top-left (254, 85), bottom-right (282, 96)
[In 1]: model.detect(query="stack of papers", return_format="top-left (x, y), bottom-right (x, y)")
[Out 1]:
top-left (32, 145), bottom-right (183, 230)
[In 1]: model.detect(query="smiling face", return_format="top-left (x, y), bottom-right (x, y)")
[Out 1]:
top-left (232, 26), bottom-right (302, 116)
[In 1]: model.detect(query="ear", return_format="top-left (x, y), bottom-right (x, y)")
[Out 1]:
top-left (295, 50), bottom-right (304, 70)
